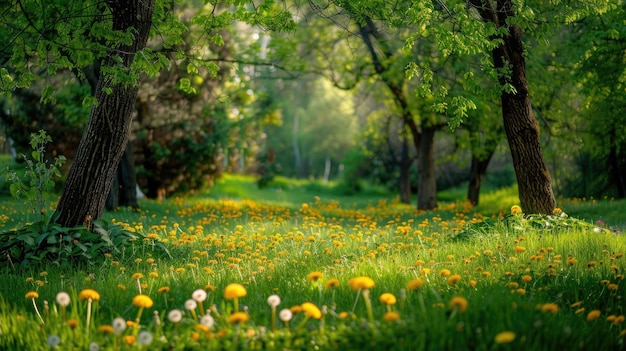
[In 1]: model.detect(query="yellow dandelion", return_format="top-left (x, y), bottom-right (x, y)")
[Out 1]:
top-left (407, 279), bottom-right (424, 290)
top-left (307, 271), bottom-right (323, 281)
top-left (379, 293), bottom-right (397, 305)
top-left (348, 276), bottom-right (375, 290)
top-left (79, 289), bottom-right (100, 301)
top-left (228, 312), bottom-right (249, 324)
top-left (131, 273), bottom-right (143, 280)
top-left (158, 286), bottom-right (170, 294)
top-left (383, 311), bottom-right (400, 321)
top-left (301, 302), bottom-right (322, 319)
top-left (449, 296), bottom-right (468, 313)
top-left (447, 274), bottom-right (462, 286)
top-left (25, 291), bottom-right (39, 299)
top-left (587, 310), bottom-right (601, 321)
top-left (511, 205), bottom-right (522, 214)
top-left (325, 278), bottom-right (340, 289)
top-left (540, 303), bottom-right (559, 314)
top-left (522, 275), bottom-right (532, 283)
top-left (439, 269), bottom-right (451, 277)
top-left (132, 294), bottom-right (154, 309)
top-left (494, 331), bottom-right (516, 344)
top-left (224, 283), bottom-right (247, 300)
top-left (98, 325), bottom-right (115, 334)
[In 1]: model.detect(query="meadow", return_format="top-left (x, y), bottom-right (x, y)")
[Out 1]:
top-left (0, 173), bottom-right (625, 350)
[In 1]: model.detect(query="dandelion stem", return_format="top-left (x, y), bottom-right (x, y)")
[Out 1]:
top-left (86, 298), bottom-right (92, 334)
top-left (351, 289), bottom-right (362, 313)
top-left (31, 298), bottom-right (44, 324)
top-left (362, 289), bottom-right (374, 324)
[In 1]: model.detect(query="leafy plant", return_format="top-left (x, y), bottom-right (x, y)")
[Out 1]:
top-left (5, 130), bottom-right (65, 223)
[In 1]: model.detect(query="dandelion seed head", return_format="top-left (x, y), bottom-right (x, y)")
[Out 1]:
top-left (168, 309), bottom-right (183, 323)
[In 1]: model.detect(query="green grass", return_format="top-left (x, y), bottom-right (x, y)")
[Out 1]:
top-left (0, 174), bottom-right (625, 350)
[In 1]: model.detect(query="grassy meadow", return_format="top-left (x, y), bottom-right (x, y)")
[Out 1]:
top-left (1, 172), bottom-right (625, 350)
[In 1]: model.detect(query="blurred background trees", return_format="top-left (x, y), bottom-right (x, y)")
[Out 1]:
top-left (1, 0), bottom-right (624, 212)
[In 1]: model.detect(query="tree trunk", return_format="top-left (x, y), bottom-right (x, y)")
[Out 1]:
top-left (471, 0), bottom-right (556, 214)
top-left (399, 133), bottom-right (411, 204)
top-left (417, 126), bottom-right (437, 210)
top-left (54, 0), bottom-right (155, 228)
top-left (467, 152), bottom-right (493, 206)
top-left (106, 143), bottom-right (139, 210)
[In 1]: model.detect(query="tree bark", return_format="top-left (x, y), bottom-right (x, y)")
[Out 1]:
top-left (470, 0), bottom-right (556, 214)
top-left (106, 142), bottom-right (139, 210)
top-left (54, 0), bottom-right (155, 227)
top-left (467, 152), bottom-right (493, 206)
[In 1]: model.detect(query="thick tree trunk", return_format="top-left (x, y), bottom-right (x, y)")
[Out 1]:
top-left (417, 126), bottom-right (437, 210)
top-left (471, 0), bottom-right (556, 214)
top-left (54, 0), bottom-right (155, 227)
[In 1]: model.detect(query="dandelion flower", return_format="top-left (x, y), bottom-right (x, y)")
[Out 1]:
top-left (511, 205), bottom-right (522, 214)
top-left (449, 296), bottom-right (468, 313)
top-left (224, 283), bottom-right (247, 300)
top-left (131, 273), bottom-right (143, 280)
top-left (348, 276), bottom-right (375, 290)
top-left (379, 293), bottom-right (397, 305)
top-left (168, 309), bottom-right (183, 323)
top-left (78, 289), bottom-right (100, 301)
top-left (88, 342), bottom-right (99, 351)
top-left (112, 317), bottom-right (127, 335)
top-left (587, 310), bottom-right (601, 321)
top-left (25, 291), bottom-right (39, 299)
top-left (124, 335), bottom-right (135, 346)
top-left (185, 299), bottom-right (198, 311)
top-left (307, 271), bottom-right (323, 281)
top-left (47, 335), bottom-right (61, 348)
top-left (325, 279), bottom-right (340, 289)
top-left (158, 286), bottom-right (170, 294)
top-left (383, 311), bottom-right (400, 321)
top-left (267, 294), bottom-right (281, 308)
top-left (133, 294), bottom-right (154, 309)
top-left (447, 274), bottom-right (462, 286)
top-left (192, 289), bottom-right (208, 302)
top-left (540, 303), bottom-right (559, 314)
top-left (301, 302), bottom-right (322, 319)
top-left (407, 279), bottom-right (424, 290)
top-left (494, 331), bottom-right (516, 344)
top-left (439, 269), bottom-right (451, 277)
top-left (200, 314), bottom-right (215, 328)
top-left (137, 331), bottom-right (153, 346)
top-left (98, 325), bottom-right (114, 334)
top-left (228, 312), bottom-right (249, 324)
top-left (279, 308), bottom-right (293, 322)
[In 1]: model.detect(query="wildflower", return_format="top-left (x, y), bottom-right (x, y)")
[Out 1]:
top-left (200, 314), bottom-right (215, 328)
top-left (137, 331), bottom-right (153, 346)
top-left (515, 246), bottom-right (526, 253)
top-left (224, 283), bottom-right (247, 300)
top-left (124, 335), bottom-right (136, 346)
top-left (149, 272), bottom-right (159, 278)
top-left (267, 294), bottom-right (281, 308)
top-left (447, 274), bottom-right (462, 286)
top-left (185, 299), bottom-right (198, 311)
top-left (98, 325), bottom-right (114, 334)
top-left (26, 291), bottom-right (43, 324)
top-left (228, 312), bottom-right (249, 324)
top-left (79, 289), bottom-right (100, 301)
top-left (307, 271), bottom-right (323, 281)
top-left (47, 335), bottom-right (61, 348)
top-left (469, 280), bottom-right (477, 288)
top-left (587, 310), bottom-right (601, 321)
top-left (112, 317), bottom-right (127, 335)
top-left (379, 293), bottom-right (397, 305)
top-left (325, 279), bottom-right (340, 289)
top-left (575, 308), bottom-right (585, 314)
top-left (131, 273), bottom-right (143, 280)
top-left (541, 303), bottom-right (559, 314)
top-left (88, 342), bottom-right (99, 351)
top-left (132, 294), bottom-right (154, 309)
top-left (348, 276), bottom-right (375, 290)
top-left (439, 269), bottom-right (451, 277)
top-left (67, 319), bottom-right (78, 329)
top-left (522, 275), bottom-right (532, 283)
top-left (301, 302), bottom-right (322, 319)
top-left (494, 331), bottom-right (516, 344)
top-left (168, 309), bottom-right (183, 323)
top-left (158, 286), bottom-right (170, 294)
top-left (383, 311), bottom-right (400, 321)
top-left (511, 205), bottom-right (522, 214)
top-left (612, 315), bottom-right (625, 326)
top-left (516, 288), bottom-right (526, 295)
top-left (449, 296), bottom-right (468, 313)
top-left (407, 279), bottom-right (424, 290)
top-left (279, 308), bottom-right (293, 322)
top-left (608, 283), bottom-right (618, 291)
top-left (192, 289), bottom-right (208, 302)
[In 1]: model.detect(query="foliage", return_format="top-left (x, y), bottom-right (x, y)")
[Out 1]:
top-left (4, 130), bottom-right (65, 222)
top-left (0, 218), bottom-right (170, 268)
